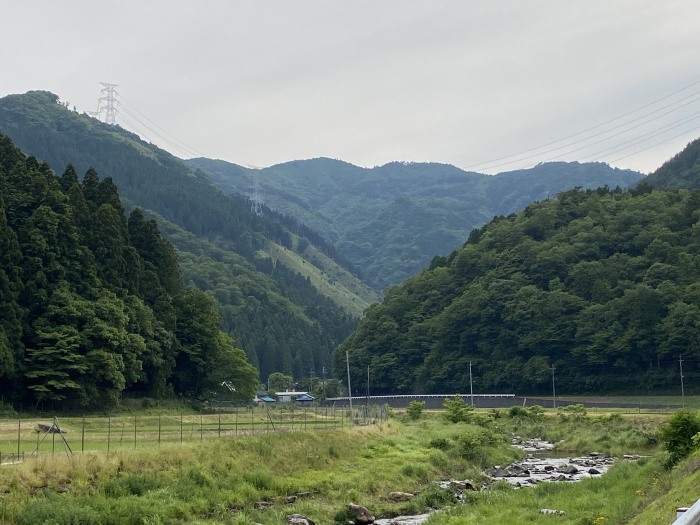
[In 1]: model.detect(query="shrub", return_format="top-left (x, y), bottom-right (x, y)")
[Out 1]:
top-left (406, 484), bottom-right (456, 512)
top-left (457, 426), bottom-right (501, 465)
top-left (428, 437), bottom-right (451, 451)
top-left (528, 405), bottom-right (545, 419)
top-left (443, 395), bottom-right (474, 423)
top-left (406, 400), bottom-right (425, 420)
top-left (508, 406), bottom-right (529, 419)
top-left (660, 409), bottom-right (700, 466)
top-left (0, 401), bottom-right (17, 417)
top-left (103, 474), bottom-right (160, 497)
top-left (558, 404), bottom-right (588, 422)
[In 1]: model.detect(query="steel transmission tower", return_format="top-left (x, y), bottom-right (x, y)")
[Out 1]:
top-left (251, 173), bottom-right (263, 217)
top-left (97, 82), bottom-right (119, 124)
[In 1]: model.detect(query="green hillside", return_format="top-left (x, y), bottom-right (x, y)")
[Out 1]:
top-left (0, 133), bottom-right (258, 408)
top-left (645, 136), bottom-right (700, 189)
top-left (335, 183), bottom-right (700, 395)
top-left (188, 158), bottom-right (643, 290)
top-left (0, 91), bottom-right (375, 382)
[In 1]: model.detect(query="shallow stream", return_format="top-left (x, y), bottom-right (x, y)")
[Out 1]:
top-left (372, 439), bottom-right (632, 525)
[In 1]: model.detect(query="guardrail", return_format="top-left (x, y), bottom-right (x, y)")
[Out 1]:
top-left (674, 499), bottom-right (700, 525)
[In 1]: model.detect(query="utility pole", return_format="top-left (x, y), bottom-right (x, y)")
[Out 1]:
top-left (345, 349), bottom-right (353, 419)
top-left (551, 366), bottom-right (556, 409)
top-left (469, 361), bottom-right (474, 406)
top-left (366, 365), bottom-right (370, 407)
top-left (97, 82), bottom-right (118, 125)
top-left (680, 356), bottom-right (685, 408)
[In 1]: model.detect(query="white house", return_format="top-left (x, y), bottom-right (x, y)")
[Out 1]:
top-left (275, 391), bottom-right (314, 404)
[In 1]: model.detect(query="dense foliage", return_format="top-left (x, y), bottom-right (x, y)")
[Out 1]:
top-left (660, 409), bottom-right (700, 465)
top-left (189, 157), bottom-right (643, 290)
top-left (0, 133), bottom-right (258, 409)
top-left (645, 136), bottom-right (700, 189)
top-left (0, 91), bottom-right (367, 382)
top-left (337, 185), bottom-right (700, 395)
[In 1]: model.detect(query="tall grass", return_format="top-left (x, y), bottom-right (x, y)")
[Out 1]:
top-left (0, 411), bottom-right (673, 524)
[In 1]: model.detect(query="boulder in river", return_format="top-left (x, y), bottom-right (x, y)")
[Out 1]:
top-left (348, 503), bottom-right (375, 524)
top-left (286, 514), bottom-right (315, 525)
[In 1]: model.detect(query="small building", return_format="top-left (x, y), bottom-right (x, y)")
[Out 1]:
top-left (254, 391), bottom-right (276, 406)
top-left (295, 393), bottom-right (315, 405)
top-left (275, 391), bottom-right (314, 404)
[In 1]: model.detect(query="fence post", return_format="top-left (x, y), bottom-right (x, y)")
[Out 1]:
top-left (251, 407), bottom-right (255, 435)
top-left (180, 412), bottom-right (183, 444)
top-left (218, 413), bottom-right (221, 438)
top-left (235, 408), bottom-right (238, 437)
top-left (17, 415), bottom-right (21, 458)
top-left (200, 415), bottom-right (203, 441)
top-left (158, 414), bottom-right (161, 446)
top-left (107, 416), bottom-right (111, 453)
top-left (81, 415), bottom-right (85, 453)
top-left (134, 414), bottom-right (137, 449)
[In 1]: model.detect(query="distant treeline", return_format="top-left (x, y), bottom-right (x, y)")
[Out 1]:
top-left (338, 185), bottom-right (700, 395)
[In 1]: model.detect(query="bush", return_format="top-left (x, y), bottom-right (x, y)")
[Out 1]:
top-left (0, 401), bottom-right (17, 417)
top-left (443, 395), bottom-right (474, 423)
top-left (103, 474), bottom-right (160, 497)
top-left (557, 404), bottom-right (588, 422)
top-left (508, 406), bottom-right (529, 419)
top-left (508, 404), bottom-right (545, 421)
top-left (457, 426), bottom-right (501, 465)
top-left (406, 400), bottom-right (425, 420)
top-left (660, 409), bottom-right (700, 466)
top-left (428, 437), bottom-right (451, 450)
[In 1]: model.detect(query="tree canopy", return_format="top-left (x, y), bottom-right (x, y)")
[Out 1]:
top-left (337, 185), bottom-right (700, 395)
top-left (0, 133), bottom-right (257, 409)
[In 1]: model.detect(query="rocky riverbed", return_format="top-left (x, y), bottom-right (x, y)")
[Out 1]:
top-left (366, 439), bottom-right (642, 525)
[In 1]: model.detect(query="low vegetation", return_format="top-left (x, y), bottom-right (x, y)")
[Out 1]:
top-left (1, 406), bottom-right (696, 525)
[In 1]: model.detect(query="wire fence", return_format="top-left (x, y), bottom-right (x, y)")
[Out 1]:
top-left (0, 404), bottom-right (389, 465)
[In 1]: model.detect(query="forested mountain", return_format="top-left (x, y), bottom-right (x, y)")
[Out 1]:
top-left (0, 91), bottom-right (376, 384)
top-left (645, 137), bottom-right (700, 189)
top-left (188, 158), bottom-right (644, 290)
top-left (335, 183), bottom-right (700, 395)
top-left (0, 133), bottom-right (258, 409)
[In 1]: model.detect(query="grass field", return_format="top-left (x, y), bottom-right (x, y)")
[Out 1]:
top-left (0, 403), bottom-right (691, 524)
top-left (0, 405), bottom-right (382, 460)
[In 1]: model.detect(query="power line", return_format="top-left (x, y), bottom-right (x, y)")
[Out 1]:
top-left (116, 103), bottom-right (200, 157)
top-left (90, 83), bottom-right (214, 160)
top-left (553, 109), bottom-right (700, 165)
top-left (609, 123), bottom-right (700, 164)
top-left (465, 78), bottom-right (700, 172)
top-left (117, 95), bottom-right (210, 158)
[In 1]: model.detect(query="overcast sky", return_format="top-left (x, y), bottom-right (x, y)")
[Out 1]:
top-left (3, 1), bottom-right (700, 174)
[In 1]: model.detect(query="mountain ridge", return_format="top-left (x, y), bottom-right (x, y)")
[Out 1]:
top-left (0, 90), bottom-right (375, 382)
top-left (188, 156), bottom-right (644, 289)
